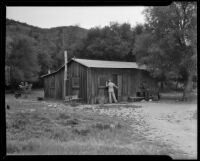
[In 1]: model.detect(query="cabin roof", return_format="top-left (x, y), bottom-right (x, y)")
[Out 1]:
top-left (73, 58), bottom-right (146, 69)
top-left (41, 58), bottom-right (146, 78)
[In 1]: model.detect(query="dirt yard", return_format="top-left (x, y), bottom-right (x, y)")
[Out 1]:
top-left (5, 90), bottom-right (197, 159)
top-left (88, 102), bottom-right (197, 159)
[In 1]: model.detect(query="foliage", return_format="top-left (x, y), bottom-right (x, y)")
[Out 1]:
top-left (6, 19), bottom-right (88, 84)
top-left (74, 22), bottom-right (138, 61)
top-left (134, 2), bottom-right (197, 98)
top-left (6, 35), bottom-right (40, 83)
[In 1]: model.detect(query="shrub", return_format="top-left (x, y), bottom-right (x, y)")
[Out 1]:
top-left (72, 126), bottom-right (90, 136)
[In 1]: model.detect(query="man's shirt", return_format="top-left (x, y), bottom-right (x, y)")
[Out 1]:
top-left (107, 82), bottom-right (116, 92)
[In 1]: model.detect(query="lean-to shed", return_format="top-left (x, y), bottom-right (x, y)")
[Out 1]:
top-left (41, 58), bottom-right (159, 104)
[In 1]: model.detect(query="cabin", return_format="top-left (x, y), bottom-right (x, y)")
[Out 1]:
top-left (41, 58), bottom-right (159, 104)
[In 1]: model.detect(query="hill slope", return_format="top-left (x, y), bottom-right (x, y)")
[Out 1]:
top-left (6, 19), bottom-right (88, 74)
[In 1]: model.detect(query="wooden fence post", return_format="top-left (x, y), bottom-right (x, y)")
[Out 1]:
top-left (63, 50), bottom-right (67, 99)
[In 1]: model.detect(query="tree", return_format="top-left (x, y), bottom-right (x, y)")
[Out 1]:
top-left (6, 35), bottom-right (40, 84)
top-left (37, 52), bottom-right (52, 75)
top-left (74, 22), bottom-right (135, 61)
top-left (135, 2), bottom-right (197, 100)
top-left (6, 19), bottom-right (89, 87)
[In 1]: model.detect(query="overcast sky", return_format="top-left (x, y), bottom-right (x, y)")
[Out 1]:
top-left (7, 7), bottom-right (146, 29)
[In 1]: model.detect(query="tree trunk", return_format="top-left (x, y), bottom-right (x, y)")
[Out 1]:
top-left (182, 73), bottom-right (193, 101)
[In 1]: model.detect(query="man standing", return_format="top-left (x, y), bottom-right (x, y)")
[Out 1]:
top-left (106, 79), bottom-right (118, 103)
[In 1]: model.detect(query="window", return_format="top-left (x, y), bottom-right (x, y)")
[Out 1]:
top-left (72, 77), bottom-right (80, 88)
top-left (98, 76), bottom-right (107, 88)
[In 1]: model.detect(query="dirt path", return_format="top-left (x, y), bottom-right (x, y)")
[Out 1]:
top-left (133, 102), bottom-right (197, 159)
top-left (77, 102), bottom-right (197, 159)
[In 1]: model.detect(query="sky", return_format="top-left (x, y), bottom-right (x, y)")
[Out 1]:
top-left (6, 7), bottom-right (146, 29)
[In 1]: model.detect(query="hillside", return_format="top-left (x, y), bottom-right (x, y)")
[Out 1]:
top-left (6, 19), bottom-right (88, 74)
top-left (6, 19), bottom-right (88, 43)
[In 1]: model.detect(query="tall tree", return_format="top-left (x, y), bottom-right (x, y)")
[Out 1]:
top-left (134, 2), bottom-right (197, 100)
top-left (74, 22), bottom-right (135, 61)
top-left (6, 35), bottom-right (40, 84)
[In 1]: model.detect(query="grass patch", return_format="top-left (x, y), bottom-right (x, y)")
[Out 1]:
top-left (72, 126), bottom-right (90, 136)
top-left (7, 139), bottom-right (40, 153)
top-left (6, 90), bottom-right (194, 158)
top-left (57, 113), bottom-right (71, 120)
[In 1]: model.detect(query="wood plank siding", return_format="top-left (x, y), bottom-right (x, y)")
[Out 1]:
top-left (43, 61), bottom-right (88, 102)
top-left (43, 59), bottom-right (158, 104)
top-left (44, 69), bottom-right (64, 99)
top-left (66, 61), bottom-right (88, 102)
top-left (87, 68), bottom-right (158, 104)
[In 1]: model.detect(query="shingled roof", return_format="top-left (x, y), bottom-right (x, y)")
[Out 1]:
top-left (41, 58), bottom-right (146, 78)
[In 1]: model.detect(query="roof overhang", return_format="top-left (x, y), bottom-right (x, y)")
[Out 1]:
top-left (41, 58), bottom-right (147, 78)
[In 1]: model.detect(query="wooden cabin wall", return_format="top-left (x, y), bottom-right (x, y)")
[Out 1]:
top-left (44, 62), bottom-right (87, 101)
top-left (88, 68), bottom-right (158, 104)
top-left (44, 74), bottom-right (55, 98)
top-left (43, 69), bottom-right (64, 99)
top-left (55, 69), bottom-right (64, 99)
top-left (122, 69), bottom-right (141, 100)
top-left (122, 69), bottom-right (158, 100)
top-left (67, 61), bottom-right (88, 102)
top-left (88, 68), bottom-right (124, 104)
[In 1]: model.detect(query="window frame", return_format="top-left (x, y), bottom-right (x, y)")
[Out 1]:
top-left (72, 77), bottom-right (80, 88)
top-left (98, 76), bottom-right (107, 88)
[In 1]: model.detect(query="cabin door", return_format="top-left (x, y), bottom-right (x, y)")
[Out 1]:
top-left (112, 74), bottom-right (122, 101)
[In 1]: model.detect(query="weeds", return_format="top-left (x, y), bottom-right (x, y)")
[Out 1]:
top-left (7, 141), bottom-right (21, 153)
top-left (70, 102), bottom-right (79, 107)
top-left (58, 113), bottom-right (70, 120)
top-left (7, 140), bottom-right (40, 154)
top-left (72, 126), bottom-right (90, 136)
top-left (6, 90), bottom-right (196, 158)
top-left (66, 118), bottom-right (79, 126)
top-left (92, 122), bottom-right (111, 130)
